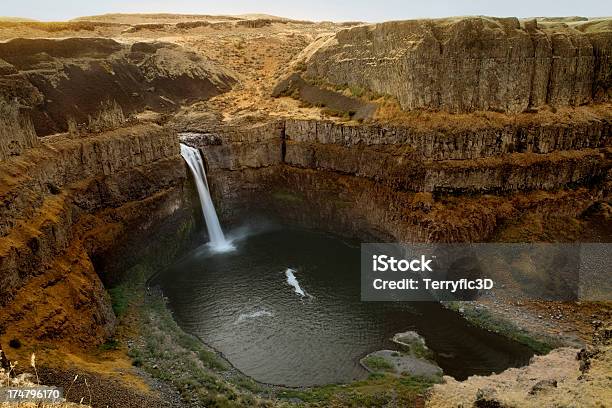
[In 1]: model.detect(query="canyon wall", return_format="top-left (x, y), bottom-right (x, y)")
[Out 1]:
top-left (302, 17), bottom-right (612, 113)
top-left (189, 114), bottom-right (611, 192)
top-left (0, 123), bottom-right (189, 346)
top-left (186, 111), bottom-right (610, 242)
top-left (0, 35), bottom-right (234, 348)
top-left (284, 118), bottom-right (610, 193)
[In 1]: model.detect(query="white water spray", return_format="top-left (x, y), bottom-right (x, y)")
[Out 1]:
top-left (236, 309), bottom-right (274, 324)
top-left (285, 268), bottom-right (308, 297)
top-left (180, 144), bottom-right (235, 253)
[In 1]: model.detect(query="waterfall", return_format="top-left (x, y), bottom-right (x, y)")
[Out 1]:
top-left (180, 143), bottom-right (235, 253)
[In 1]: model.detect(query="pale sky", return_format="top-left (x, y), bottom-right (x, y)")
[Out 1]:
top-left (1, 0), bottom-right (610, 22)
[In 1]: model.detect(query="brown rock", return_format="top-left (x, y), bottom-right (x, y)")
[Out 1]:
top-left (302, 17), bottom-right (612, 113)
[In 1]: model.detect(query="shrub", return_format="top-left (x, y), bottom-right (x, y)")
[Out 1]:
top-left (108, 285), bottom-right (130, 317)
top-left (99, 338), bottom-right (120, 351)
top-left (8, 339), bottom-right (21, 349)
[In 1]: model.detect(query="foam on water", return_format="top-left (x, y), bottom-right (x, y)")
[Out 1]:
top-left (236, 309), bottom-right (274, 323)
top-left (208, 240), bottom-right (236, 253)
top-left (285, 268), bottom-right (308, 297)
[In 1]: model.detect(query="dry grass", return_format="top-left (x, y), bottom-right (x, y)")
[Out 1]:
top-left (122, 23), bottom-right (170, 33)
top-left (287, 77), bottom-right (612, 132)
top-left (0, 21), bottom-right (120, 32)
top-left (0, 350), bottom-right (90, 408)
top-left (373, 96), bottom-right (612, 132)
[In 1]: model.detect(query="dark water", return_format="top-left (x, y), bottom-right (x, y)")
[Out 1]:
top-left (156, 227), bottom-right (534, 386)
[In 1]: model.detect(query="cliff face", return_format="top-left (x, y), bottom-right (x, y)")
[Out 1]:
top-left (284, 118), bottom-right (610, 192)
top-left (303, 17), bottom-right (612, 113)
top-left (185, 111), bottom-right (610, 243)
top-left (0, 101), bottom-right (39, 160)
top-left (0, 123), bottom-right (188, 346)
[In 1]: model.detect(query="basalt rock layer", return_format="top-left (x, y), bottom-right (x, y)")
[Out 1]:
top-left (184, 111), bottom-right (610, 242)
top-left (283, 118), bottom-right (610, 193)
top-left (302, 17), bottom-right (612, 113)
top-left (0, 123), bottom-right (188, 346)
